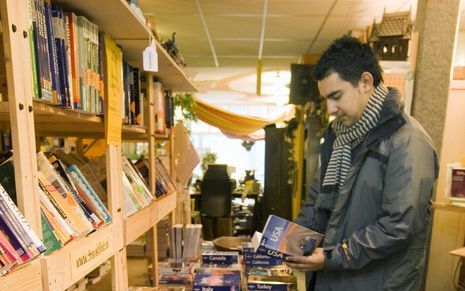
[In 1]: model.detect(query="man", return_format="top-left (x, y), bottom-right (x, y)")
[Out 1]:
top-left (285, 35), bottom-right (438, 290)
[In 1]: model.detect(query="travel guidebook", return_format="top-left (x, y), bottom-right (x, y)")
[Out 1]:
top-left (254, 215), bottom-right (324, 259)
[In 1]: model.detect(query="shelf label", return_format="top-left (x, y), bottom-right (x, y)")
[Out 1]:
top-left (70, 235), bottom-right (113, 278)
top-left (143, 41), bottom-right (158, 72)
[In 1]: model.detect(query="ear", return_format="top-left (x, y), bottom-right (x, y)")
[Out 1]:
top-left (359, 72), bottom-right (374, 93)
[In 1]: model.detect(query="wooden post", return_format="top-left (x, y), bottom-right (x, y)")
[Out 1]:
top-left (106, 145), bottom-right (126, 290)
top-left (150, 226), bottom-right (159, 286)
top-left (0, 0), bottom-right (41, 233)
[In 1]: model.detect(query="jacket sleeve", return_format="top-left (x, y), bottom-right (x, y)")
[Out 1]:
top-left (324, 134), bottom-right (437, 271)
top-left (295, 167), bottom-right (321, 228)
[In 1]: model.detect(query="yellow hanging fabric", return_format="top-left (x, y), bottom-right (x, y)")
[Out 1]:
top-left (192, 96), bottom-right (293, 139)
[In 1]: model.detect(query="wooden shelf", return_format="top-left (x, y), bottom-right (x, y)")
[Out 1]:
top-left (0, 101), bottom-right (151, 138)
top-left (433, 201), bottom-right (465, 213)
top-left (122, 125), bottom-right (148, 140)
top-left (124, 192), bottom-right (176, 245)
top-left (154, 133), bottom-right (170, 140)
top-left (152, 192), bottom-right (177, 223)
top-left (53, 0), bottom-right (197, 92)
top-left (450, 247), bottom-right (465, 258)
top-left (0, 260), bottom-right (42, 291)
top-left (41, 223), bottom-right (123, 291)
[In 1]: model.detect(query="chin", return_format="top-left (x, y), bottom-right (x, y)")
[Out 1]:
top-left (342, 120), bottom-right (354, 127)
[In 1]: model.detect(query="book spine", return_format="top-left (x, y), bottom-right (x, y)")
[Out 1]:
top-left (66, 165), bottom-right (111, 223)
top-left (27, 0), bottom-right (40, 99)
top-left (0, 184), bottom-right (45, 253)
top-left (38, 178), bottom-right (79, 237)
top-left (40, 210), bottom-right (61, 255)
top-left (43, 0), bottom-right (61, 105)
top-left (38, 186), bottom-right (74, 240)
top-left (67, 11), bottom-right (80, 109)
top-left (36, 0), bottom-right (53, 101)
top-left (0, 196), bottom-right (34, 256)
top-left (0, 215), bottom-right (31, 262)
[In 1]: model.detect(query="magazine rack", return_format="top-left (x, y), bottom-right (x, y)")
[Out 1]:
top-left (0, 0), bottom-right (196, 289)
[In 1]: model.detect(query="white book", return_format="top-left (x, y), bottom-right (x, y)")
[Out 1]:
top-left (38, 186), bottom-right (76, 238)
top-left (37, 152), bottom-right (93, 233)
top-left (0, 183), bottom-right (45, 253)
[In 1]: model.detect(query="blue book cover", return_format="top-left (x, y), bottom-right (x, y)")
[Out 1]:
top-left (258, 215), bottom-right (324, 259)
top-left (247, 282), bottom-right (293, 291)
top-left (243, 242), bottom-right (283, 271)
top-left (51, 4), bottom-right (71, 108)
top-left (202, 251), bottom-right (239, 266)
top-left (193, 269), bottom-right (241, 291)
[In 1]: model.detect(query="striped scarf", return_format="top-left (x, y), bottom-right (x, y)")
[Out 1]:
top-left (322, 84), bottom-right (389, 191)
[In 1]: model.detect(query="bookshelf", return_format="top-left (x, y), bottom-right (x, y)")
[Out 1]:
top-left (40, 223), bottom-right (123, 291)
top-left (0, 0), bottom-right (195, 290)
top-left (433, 201), bottom-right (465, 213)
top-left (53, 0), bottom-right (197, 92)
top-left (124, 192), bottom-right (176, 245)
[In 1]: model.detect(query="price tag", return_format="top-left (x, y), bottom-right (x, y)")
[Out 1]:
top-left (143, 39), bottom-right (158, 72)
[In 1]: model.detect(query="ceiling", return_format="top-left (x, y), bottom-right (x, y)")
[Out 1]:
top-left (139, 0), bottom-right (417, 70)
top-left (137, 0), bottom-right (465, 105)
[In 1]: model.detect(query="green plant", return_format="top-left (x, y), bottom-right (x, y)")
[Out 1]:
top-left (201, 151), bottom-right (217, 173)
top-left (174, 92), bottom-right (198, 123)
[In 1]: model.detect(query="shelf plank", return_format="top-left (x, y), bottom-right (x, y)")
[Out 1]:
top-left (433, 201), bottom-right (465, 213)
top-left (152, 192), bottom-right (177, 224)
top-left (124, 202), bottom-right (155, 244)
top-left (122, 125), bottom-right (148, 140)
top-left (0, 260), bottom-right (42, 291)
top-left (41, 223), bottom-right (122, 291)
top-left (450, 247), bottom-right (465, 257)
top-left (155, 132), bottom-right (170, 141)
top-left (53, 0), bottom-right (150, 42)
top-left (124, 193), bottom-right (177, 245)
top-left (0, 101), bottom-right (149, 138)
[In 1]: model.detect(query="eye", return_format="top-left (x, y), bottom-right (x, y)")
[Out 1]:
top-left (332, 94), bottom-right (342, 100)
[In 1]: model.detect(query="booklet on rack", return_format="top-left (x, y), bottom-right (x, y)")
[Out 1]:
top-left (253, 215), bottom-right (324, 259)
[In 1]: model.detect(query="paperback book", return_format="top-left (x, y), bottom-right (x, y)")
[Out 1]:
top-left (193, 268), bottom-right (241, 291)
top-left (254, 215), bottom-right (324, 260)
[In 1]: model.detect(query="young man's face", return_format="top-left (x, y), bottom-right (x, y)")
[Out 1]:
top-left (318, 72), bottom-right (370, 127)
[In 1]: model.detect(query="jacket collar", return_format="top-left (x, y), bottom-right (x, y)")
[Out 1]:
top-left (325, 87), bottom-right (405, 150)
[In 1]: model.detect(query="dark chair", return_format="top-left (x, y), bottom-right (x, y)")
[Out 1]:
top-left (200, 164), bottom-right (232, 239)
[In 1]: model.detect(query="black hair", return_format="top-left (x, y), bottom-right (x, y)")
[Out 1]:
top-left (313, 35), bottom-right (383, 87)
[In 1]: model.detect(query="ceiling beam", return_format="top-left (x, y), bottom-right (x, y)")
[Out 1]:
top-left (257, 0), bottom-right (269, 95)
top-left (305, 0), bottom-right (339, 54)
top-left (195, 0), bottom-right (219, 67)
top-left (258, 0), bottom-right (269, 60)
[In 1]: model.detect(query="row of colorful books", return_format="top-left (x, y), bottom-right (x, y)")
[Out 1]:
top-left (169, 224), bottom-right (202, 265)
top-left (133, 157), bottom-right (177, 198)
top-left (27, 0), bottom-right (102, 113)
top-left (121, 156), bottom-right (155, 217)
top-left (26, 0), bottom-right (150, 123)
top-left (0, 150), bottom-right (113, 276)
top-left (80, 153), bottom-right (165, 218)
top-left (0, 169), bottom-right (45, 275)
top-left (157, 248), bottom-right (297, 290)
top-left (123, 62), bottom-right (145, 126)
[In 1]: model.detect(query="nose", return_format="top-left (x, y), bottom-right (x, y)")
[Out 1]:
top-left (327, 99), bottom-right (338, 116)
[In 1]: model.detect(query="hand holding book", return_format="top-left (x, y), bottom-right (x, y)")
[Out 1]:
top-left (285, 247), bottom-right (325, 272)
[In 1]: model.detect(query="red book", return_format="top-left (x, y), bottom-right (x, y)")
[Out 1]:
top-left (451, 168), bottom-right (465, 199)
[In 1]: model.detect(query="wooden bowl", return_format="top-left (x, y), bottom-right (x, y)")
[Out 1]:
top-left (212, 236), bottom-right (251, 252)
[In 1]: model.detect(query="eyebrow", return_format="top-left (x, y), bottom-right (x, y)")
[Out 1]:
top-left (322, 90), bottom-right (341, 100)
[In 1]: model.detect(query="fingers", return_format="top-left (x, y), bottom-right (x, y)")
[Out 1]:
top-left (286, 255), bottom-right (311, 263)
top-left (285, 260), bottom-right (318, 272)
